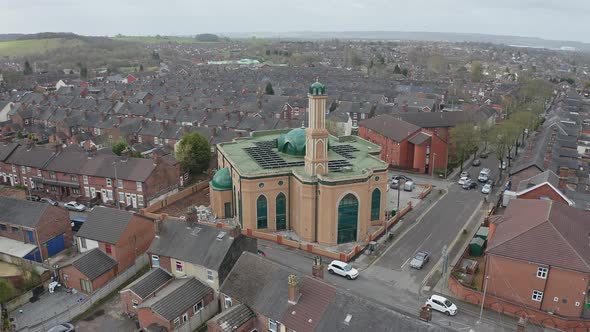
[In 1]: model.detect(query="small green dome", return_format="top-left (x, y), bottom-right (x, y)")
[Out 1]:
top-left (309, 81), bottom-right (326, 96)
top-left (278, 127), bottom-right (306, 156)
top-left (211, 168), bottom-right (232, 191)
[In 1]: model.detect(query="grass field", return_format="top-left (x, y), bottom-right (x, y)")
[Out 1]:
top-left (112, 36), bottom-right (205, 44)
top-left (0, 38), bottom-right (85, 57)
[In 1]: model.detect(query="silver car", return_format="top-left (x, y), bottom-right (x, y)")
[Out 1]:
top-left (410, 251), bottom-right (430, 269)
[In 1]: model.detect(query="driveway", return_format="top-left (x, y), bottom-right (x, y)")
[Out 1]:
top-left (11, 291), bottom-right (84, 330)
top-left (74, 292), bottom-right (136, 331)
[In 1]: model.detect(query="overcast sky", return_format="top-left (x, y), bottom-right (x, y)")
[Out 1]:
top-left (1, 0), bottom-right (589, 43)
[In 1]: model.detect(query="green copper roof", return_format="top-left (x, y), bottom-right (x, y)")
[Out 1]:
top-left (211, 167), bottom-right (232, 191)
top-left (278, 127), bottom-right (306, 156)
top-left (309, 81), bottom-right (326, 96)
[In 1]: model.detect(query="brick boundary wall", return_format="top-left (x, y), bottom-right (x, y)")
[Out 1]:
top-left (145, 181), bottom-right (209, 213)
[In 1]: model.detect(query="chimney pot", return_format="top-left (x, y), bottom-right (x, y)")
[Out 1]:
top-left (312, 256), bottom-right (324, 280)
top-left (287, 274), bottom-right (300, 305)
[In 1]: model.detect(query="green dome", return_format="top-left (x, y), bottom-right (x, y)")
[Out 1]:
top-left (278, 128), bottom-right (306, 156)
top-left (211, 168), bottom-right (232, 191)
top-left (309, 81), bottom-right (326, 96)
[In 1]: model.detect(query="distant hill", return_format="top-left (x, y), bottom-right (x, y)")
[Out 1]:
top-left (226, 31), bottom-right (590, 52)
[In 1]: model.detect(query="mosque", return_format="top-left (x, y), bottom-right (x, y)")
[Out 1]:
top-left (209, 81), bottom-right (388, 246)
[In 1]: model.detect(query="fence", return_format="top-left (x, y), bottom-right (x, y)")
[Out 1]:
top-left (145, 181), bottom-right (209, 213)
top-left (14, 255), bottom-right (149, 332)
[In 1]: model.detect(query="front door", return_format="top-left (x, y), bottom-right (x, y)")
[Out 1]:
top-left (126, 194), bottom-right (132, 206)
top-left (101, 189), bottom-right (108, 203)
top-left (131, 194), bottom-right (137, 208)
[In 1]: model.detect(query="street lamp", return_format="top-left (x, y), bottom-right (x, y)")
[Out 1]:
top-left (113, 161), bottom-right (120, 209)
top-left (477, 275), bottom-right (490, 324)
top-left (431, 152), bottom-right (437, 178)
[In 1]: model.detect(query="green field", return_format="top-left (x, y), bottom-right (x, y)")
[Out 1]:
top-left (112, 36), bottom-right (206, 44)
top-left (0, 38), bottom-right (85, 57)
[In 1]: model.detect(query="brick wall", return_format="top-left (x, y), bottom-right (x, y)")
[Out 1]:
top-left (517, 184), bottom-right (569, 205)
top-left (121, 289), bottom-right (144, 314)
top-left (37, 205), bottom-right (73, 260)
top-left (137, 307), bottom-right (172, 331)
top-left (113, 215), bottom-right (155, 271)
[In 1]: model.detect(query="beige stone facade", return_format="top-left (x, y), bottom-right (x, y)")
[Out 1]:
top-left (210, 82), bottom-right (388, 246)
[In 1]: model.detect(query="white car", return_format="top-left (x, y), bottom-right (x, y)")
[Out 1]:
top-left (426, 294), bottom-right (458, 316)
top-left (481, 183), bottom-right (492, 194)
top-left (458, 176), bottom-right (470, 185)
top-left (64, 201), bottom-right (86, 212)
top-left (327, 260), bottom-right (359, 280)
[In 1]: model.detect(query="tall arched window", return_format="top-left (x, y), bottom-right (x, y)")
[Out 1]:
top-left (338, 193), bottom-right (358, 244)
top-left (276, 193), bottom-right (287, 230)
top-left (256, 195), bottom-right (268, 229)
top-left (371, 189), bottom-right (381, 221)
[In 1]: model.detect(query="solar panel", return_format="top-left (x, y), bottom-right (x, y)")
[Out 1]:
top-left (244, 145), bottom-right (304, 169)
top-left (328, 159), bottom-right (353, 172)
top-left (331, 144), bottom-right (359, 159)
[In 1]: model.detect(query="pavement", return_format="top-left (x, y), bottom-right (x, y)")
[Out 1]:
top-left (11, 291), bottom-right (84, 329)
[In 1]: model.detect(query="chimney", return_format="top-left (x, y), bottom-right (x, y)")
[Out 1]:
top-left (152, 153), bottom-right (161, 166)
top-left (54, 142), bottom-right (62, 154)
top-left (312, 256), bottom-right (324, 280)
top-left (516, 317), bottom-right (526, 332)
top-left (121, 148), bottom-right (130, 162)
top-left (287, 274), bottom-right (300, 305)
top-left (154, 213), bottom-right (166, 236)
top-left (25, 138), bottom-right (33, 150)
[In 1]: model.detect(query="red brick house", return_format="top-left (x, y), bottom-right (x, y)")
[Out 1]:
top-left (511, 170), bottom-right (574, 206)
top-left (0, 197), bottom-right (72, 262)
top-left (136, 277), bottom-right (216, 331)
top-left (486, 199), bottom-right (590, 319)
top-left (359, 115), bottom-right (448, 175)
top-left (76, 207), bottom-right (156, 271)
top-left (59, 248), bottom-right (117, 294)
top-left (120, 267), bottom-right (173, 315)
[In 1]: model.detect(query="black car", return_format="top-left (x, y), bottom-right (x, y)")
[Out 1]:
top-left (462, 181), bottom-right (478, 190)
top-left (26, 195), bottom-right (41, 201)
top-left (392, 175), bottom-right (413, 182)
top-left (472, 159), bottom-right (481, 166)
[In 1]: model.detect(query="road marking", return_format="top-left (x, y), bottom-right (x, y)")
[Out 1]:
top-left (401, 234), bottom-right (432, 269)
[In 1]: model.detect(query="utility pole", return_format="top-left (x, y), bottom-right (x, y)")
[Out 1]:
top-left (441, 245), bottom-right (448, 293)
top-left (478, 275), bottom-right (490, 324)
top-left (431, 153), bottom-right (436, 178)
top-left (113, 161), bottom-right (120, 209)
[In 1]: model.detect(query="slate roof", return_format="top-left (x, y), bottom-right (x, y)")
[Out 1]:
top-left (76, 207), bottom-right (138, 244)
top-left (212, 304), bottom-right (256, 332)
top-left (0, 142), bottom-right (19, 161)
top-left (71, 248), bottom-right (117, 280)
top-left (122, 267), bottom-right (173, 300)
top-left (220, 252), bottom-right (448, 332)
top-left (141, 278), bottom-right (212, 321)
top-left (0, 197), bottom-right (49, 228)
top-left (516, 170), bottom-right (560, 192)
top-left (488, 199), bottom-right (590, 273)
top-left (148, 218), bottom-right (235, 271)
top-left (408, 131), bottom-right (432, 145)
top-left (393, 109), bottom-right (489, 128)
top-left (359, 115), bottom-right (420, 142)
top-left (6, 145), bottom-right (55, 168)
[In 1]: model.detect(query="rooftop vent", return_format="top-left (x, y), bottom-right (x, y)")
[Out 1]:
top-left (344, 314), bottom-right (352, 325)
top-left (216, 231), bottom-right (227, 241)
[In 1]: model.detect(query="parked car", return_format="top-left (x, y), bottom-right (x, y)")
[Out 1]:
top-left (462, 180), bottom-right (478, 190)
top-left (477, 168), bottom-right (491, 182)
top-left (392, 175), bottom-right (413, 182)
top-left (47, 323), bottom-right (74, 332)
top-left (64, 201), bottom-right (86, 212)
top-left (500, 160), bottom-right (507, 170)
top-left (426, 295), bottom-right (458, 316)
top-left (40, 197), bottom-right (59, 206)
top-left (390, 179), bottom-right (400, 189)
top-left (410, 251), bottom-right (430, 269)
top-left (472, 159), bottom-right (481, 166)
top-left (481, 183), bottom-right (492, 194)
top-left (328, 260), bottom-right (359, 280)
top-left (458, 176), bottom-right (470, 185)
top-left (403, 181), bottom-right (415, 192)
top-left (479, 151), bottom-right (489, 159)
top-left (26, 195), bottom-right (41, 202)
top-left (460, 171), bottom-right (469, 178)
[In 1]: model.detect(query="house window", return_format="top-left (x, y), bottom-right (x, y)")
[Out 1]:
top-left (532, 290), bottom-right (543, 302)
top-left (83, 175), bottom-right (88, 185)
top-left (11, 226), bottom-right (19, 233)
top-left (23, 177), bottom-right (27, 187)
top-left (105, 243), bottom-right (112, 254)
top-left (554, 297), bottom-right (559, 302)
top-left (80, 238), bottom-right (87, 249)
top-left (132, 299), bottom-right (139, 308)
top-left (21, 166), bottom-right (26, 174)
top-left (11, 165), bottom-right (16, 173)
top-left (138, 135), bottom-right (142, 143)
top-left (70, 175), bottom-right (77, 182)
top-left (173, 318), bottom-right (180, 328)
top-left (194, 301), bottom-right (203, 313)
top-left (138, 195), bottom-right (144, 206)
top-left (50, 172), bottom-right (56, 179)
top-left (182, 313), bottom-right (188, 323)
top-left (269, 319), bottom-right (279, 332)
top-left (207, 270), bottom-right (214, 281)
top-left (136, 182), bottom-right (142, 192)
top-left (37, 169), bottom-right (41, 177)
top-left (50, 185), bottom-right (57, 192)
top-left (361, 113), bottom-right (366, 119)
top-left (224, 296), bottom-right (232, 309)
top-left (0, 224), bottom-right (6, 231)
top-left (154, 137), bottom-right (159, 145)
top-left (26, 167), bottom-right (31, 173)
top-left (119, 192), bottom-right (125, 203)
top-left (84, 187), bottom-right (90, 197)
top-left (106, 178), bottom-right (112, 187)
top-left (176, 261), bottom-right (183, 272)
top-left (118, 179), bottom-right (123, 188)
top-left (80, 279), bottom-right (92, 293)
top-left (537, 267), bottom-right (548, 279)
top-left (72, 188), bottom-right (80, 195)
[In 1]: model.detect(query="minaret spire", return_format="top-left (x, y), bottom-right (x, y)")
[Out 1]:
top-left (305, 80), bottom-right (329, 176)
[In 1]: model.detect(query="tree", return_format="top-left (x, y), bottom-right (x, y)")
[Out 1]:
top-left (325, 118), bottom-right (345, 137)
top-left (139, 64), bottom-right (144, 71)
top-left (176, 132), bottom-right (211, 175)
top-left (112, 141), bottom-right (129, 156)
top-left (401, 68), bottom-right (409, 77)
top-left (450, 123), bottom-right (480, 173)
top-left (23, 60), bottom-right (33, 75)
top-left (265, 82), bottom-right (274, 95)
top-left (470, 61), bottom-right (483, 82)
top-left (0, 279), bottom-right (14, 304)
top-left (393, 64), bottom-right (402, 74)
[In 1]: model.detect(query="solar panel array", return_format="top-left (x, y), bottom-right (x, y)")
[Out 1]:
top-left (331, 144), bottom-right (359, 159)
top-left (245, 140), bottom-right (354, 172)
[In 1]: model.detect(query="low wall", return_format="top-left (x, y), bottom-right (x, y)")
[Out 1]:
top-left (4, 289), bottom-right (34, 313)
top-left (418, 184), bottom-right (433, 199)
top-left (448, 274), bottom-right (590, 331)
top-left (145, 181), bottom-right (209, 213)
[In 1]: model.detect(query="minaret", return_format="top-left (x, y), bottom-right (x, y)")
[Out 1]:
top-left (305, 80), bottom-right (329, 176)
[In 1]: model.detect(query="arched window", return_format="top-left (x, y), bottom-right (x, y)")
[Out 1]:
top-left (371, 189), bottom-right (381, 221)
top-left (276, 193), bottom-right (287, 230)
top-left (337, 193), bottom-right (358, 244)
top-left (256, 195), bottom-right (268, 229)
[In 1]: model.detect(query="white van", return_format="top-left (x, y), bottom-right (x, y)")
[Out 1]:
top-left (478, 168), bottom-right (491, 182)
top-left (404, 181), bottom-right (415, 192)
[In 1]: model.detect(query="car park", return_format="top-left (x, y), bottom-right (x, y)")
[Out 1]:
top-left (64, 201), bottom-right (86, 212)
top-left (328, 260), bottom-right (359, 280)
top-left (410, 251), bottom-right (430, 269)
top-left (458, 176), bottom-right (469, 185)
top-left (26, 195), bottom-right (41, 202)
top-left (426, 295), bottom-right (458, 316)
top-left (40, 197), bottom-right (59, 206)
top-left (472, 159), bottom-right (481, 166)
top-left (462, 180), bottom-right (478, 190)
